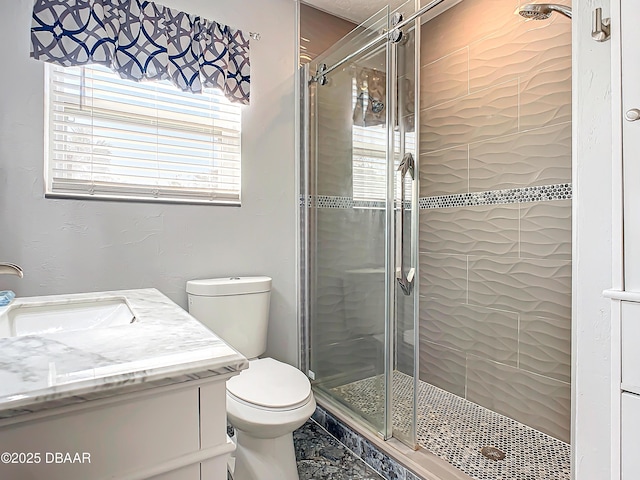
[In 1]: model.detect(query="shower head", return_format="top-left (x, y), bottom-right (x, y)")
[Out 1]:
top-left (518, 3), bottom-right (572, 20)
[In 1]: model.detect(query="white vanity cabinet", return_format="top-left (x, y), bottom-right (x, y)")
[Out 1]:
top-left (621, 0), bottom-right (640, 290)
top-left (0, 377), bottom-right (232, 480)
top-left (622, 392), bottom-right (640, 479)
top-left (610, 0), bottom-right (640, 477)
top-left (621, 303), bottom-right (640, 478)
top-left (622, 302), bottom-right (640, 393)
top-left (0, 289), bottom-right (247, 480)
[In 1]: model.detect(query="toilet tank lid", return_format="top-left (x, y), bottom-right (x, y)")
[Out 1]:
top-left (186, 276), bottom-right (272, 296)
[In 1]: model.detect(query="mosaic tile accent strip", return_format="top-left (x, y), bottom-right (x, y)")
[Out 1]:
top-left (301, 195), bottom-right (388, 209)
top-left (302, 183), bottom-right (572, 210)
top-left (418, 184), bottom-right (572, 209)
top-left (323, 371), bottom-right (571, 480)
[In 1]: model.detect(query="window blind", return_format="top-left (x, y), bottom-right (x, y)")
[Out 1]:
top-left (352, 117), bottom-right (386, 201)
top-left (352, 80), bottom-right (415, 202)
top-left (46, 63), bottom-right (242, 204)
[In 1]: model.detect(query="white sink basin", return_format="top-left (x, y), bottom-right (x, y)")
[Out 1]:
top-left (0, 298), bottom-right (136, 339)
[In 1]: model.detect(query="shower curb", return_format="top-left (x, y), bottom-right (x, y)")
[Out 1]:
top-left (312, 405), bottom-right (420, 480)
top-left (311, 401), bottom-right (475, 480)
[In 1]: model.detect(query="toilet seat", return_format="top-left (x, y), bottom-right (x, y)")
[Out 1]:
top-left (227, 358), bottom-right (311, 411)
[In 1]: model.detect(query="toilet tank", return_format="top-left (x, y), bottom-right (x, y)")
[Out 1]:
top-left (186, 276), bottom-right (272, 359)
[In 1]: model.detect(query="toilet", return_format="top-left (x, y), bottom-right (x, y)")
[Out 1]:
top-left (186, 276), bottom-right (315, 480)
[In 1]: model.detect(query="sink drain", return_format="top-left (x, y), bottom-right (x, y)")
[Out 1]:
top-left (481, 446), bottom-right (506, 461)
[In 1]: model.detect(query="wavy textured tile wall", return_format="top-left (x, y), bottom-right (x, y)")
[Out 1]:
top-left (418, 0), bottom-right (572, 443)
top-left (419, 204), bottom-right (520, 256)
top-left (421, 47), bottom-right (469, 110)
top-left (519, 314), bottom-right (571, 383)
top-left (520, 200), bottom-right (572, 260)
top-left (420, 253), bottom-right (468, 303)
top-left (520, 62), bottom-right (572, 130)
top-left (305, 0), bottom-right (573, 446)
top-left (421, 297), bottom-right (519, 366)
top-left (311, 208), bottom-right (387, 380)
top-left (466, 358), bottom-right (571, 442)
top-left (420, 0), bottom-right (531, 65)
top-left (420, 146), bottom-right (469, 197)
top-left (420, 80), bottom-right (519, 154)
top-left (468, 122), bottom-right (572, 192)
top-left (316, 98), bottom-right (354, 197)
top-left (419, 341), bottom-right (467, 398)
top-left (467, 256), bottom-right (571, 319)
top-left (468, 15), bottom-right (571, 92)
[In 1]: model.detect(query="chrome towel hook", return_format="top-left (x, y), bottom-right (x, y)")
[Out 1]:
top-left (592, 8), bottom-right (610, 42)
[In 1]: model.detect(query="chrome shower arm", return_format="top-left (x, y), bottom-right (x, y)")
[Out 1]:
top-left (549, 4), bottom-right (572, 19)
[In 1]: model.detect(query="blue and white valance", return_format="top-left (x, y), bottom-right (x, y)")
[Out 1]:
top-left (31, 0), bottom-right (251, 104)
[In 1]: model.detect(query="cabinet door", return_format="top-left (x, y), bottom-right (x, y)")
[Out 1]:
top-left (623, 393), bottom-right (640, 479)
top-left (150, 464), bottom-right (200, 480)
top-left (201, 455), bottom-right (229, 480)
top-left (622, 302), bottom-right (640, 393)
top-left (0, 387), bottom-right (200, 480)
top-left (622, 0), bottom-right (640, 289)
top-left (200, 381), bottom-right (228, 448)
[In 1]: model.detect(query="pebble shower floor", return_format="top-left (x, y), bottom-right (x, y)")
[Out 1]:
top-left (330, 371), bottom-right (570, 480)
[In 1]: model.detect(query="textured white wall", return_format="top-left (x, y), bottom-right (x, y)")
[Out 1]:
top-left (0, 0), bottom-right (299, 365)
top-left (572, 0), bottom-right (613, 478)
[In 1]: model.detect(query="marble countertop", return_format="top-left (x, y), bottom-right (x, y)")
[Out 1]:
top-left (0, 289), bottom-right (248, 420)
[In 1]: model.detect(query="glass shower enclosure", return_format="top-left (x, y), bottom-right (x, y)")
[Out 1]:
top-left (300, 3), bottom-right (421, 447)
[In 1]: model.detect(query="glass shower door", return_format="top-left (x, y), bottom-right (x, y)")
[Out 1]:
top-left (306, 6), bottom-right (391, 438)
top-left (303, 4), bottom-right (419, 446)
top-left (392, 13), bottom-right (419, 448)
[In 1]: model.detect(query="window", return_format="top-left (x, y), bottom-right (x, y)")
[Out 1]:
top-left (351, 79), bottom-right (415, 203)
top-left (352, 124), bottom-right (388, 202)
top-left (45, 64), bottom-right (242, 205)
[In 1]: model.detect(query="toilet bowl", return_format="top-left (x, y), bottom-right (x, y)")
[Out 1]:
top-left (186, 277), bottom-right (315, 480)
top-left (226, 358), bottom-right (316, 480)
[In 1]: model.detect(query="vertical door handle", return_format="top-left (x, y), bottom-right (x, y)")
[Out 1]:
top-left (396, 152), bottom-right (415, 296)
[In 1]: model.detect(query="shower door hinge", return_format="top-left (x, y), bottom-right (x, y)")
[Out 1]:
top-left (308, 370), bottom-right (316, 381)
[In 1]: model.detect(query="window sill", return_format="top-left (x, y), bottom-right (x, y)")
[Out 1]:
top-left (44, 192), bottom-right (241, 207)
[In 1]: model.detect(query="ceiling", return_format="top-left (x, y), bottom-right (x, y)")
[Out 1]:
top-left (302, 0), bottom-right (413, 24)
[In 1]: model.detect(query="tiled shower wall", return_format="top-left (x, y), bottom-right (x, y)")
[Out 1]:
top-left (417, 0), bottom-right (572, 442)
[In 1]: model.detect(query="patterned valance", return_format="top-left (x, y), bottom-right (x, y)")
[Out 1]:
top-left (31, 0), bottom-right (251, 104)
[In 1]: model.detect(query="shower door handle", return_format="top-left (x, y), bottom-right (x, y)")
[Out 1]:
top-left (397, 153), bottom-right (415, 296)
